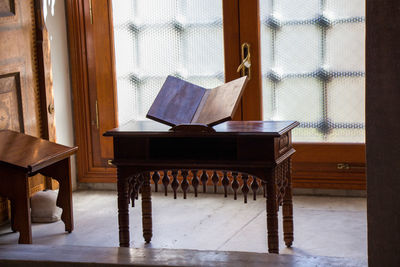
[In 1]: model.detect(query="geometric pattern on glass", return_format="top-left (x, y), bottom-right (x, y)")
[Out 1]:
top-left (261, 0), bottom-right (365, 142)
top-left (112, 0), bottom-right (224, 125)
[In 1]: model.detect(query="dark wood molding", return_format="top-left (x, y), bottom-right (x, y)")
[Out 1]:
top-left (292, 143), bottom-right (366, 190)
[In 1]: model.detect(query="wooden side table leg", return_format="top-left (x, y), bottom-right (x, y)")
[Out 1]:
top-left (283, 159), bottom-right (294, 247)
top-left (14, 176), bottom-right (32, 244)
top-left (41, 158), bottom-right (74, 233)
top-left (117, 167), bottom-right (131, 247)
top-left (141, 172), bottom-right (153, 243)
top-left (56, 158), bottom-right (74, 233)
top-left (266, 169), bottom-right (279, 254)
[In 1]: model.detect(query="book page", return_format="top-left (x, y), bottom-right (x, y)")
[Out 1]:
top-left (192, 76), bottom-right (248, 126)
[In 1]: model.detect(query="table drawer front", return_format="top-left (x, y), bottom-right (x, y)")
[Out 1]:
top-left (275, 132), bottom-right (293, 158)
top-left (237, 137), bottom-right (275, 161)
top-left (149, 137), bottom-right (237, 160)
top-left (114, 137), bottom-right (148, 160)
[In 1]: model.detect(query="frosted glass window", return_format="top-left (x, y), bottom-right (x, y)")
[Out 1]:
top-left (275, 25), bottom-right (320, 73)
top-left (112, 0), bottom-right (224, 125)
top-left (275, 0), bottom-right (319, 20)
top-left (261, 0), bottom-right (365, 142)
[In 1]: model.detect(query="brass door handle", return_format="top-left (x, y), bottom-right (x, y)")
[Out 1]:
top-left (89, 0), bottom-right (94, 24)
top-left (95, 100), bottom-right (99, 129)
top-left (237, 43), bottom-right (251, 79)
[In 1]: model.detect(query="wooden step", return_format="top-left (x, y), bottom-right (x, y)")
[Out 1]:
top-left (0, 244), bottom-right (366, 267)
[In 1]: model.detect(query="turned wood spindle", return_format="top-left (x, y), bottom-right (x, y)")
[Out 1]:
top-left (141, 173), bottom-right (153, 243)
top-left (251, 176), bottom-right (259, 201)
top-left (232, 172), bottom-right (239, 200)
top-left (212, 171), bottom-right (219, 193)
top-left (135, 174), bottom-right (144, 200)
top-left (191, 170), bottom-right (199, 197)
top-left (152, 171), bottom-right (160, 192)
top-left (222, 171), bottom-right (229, 197)
top-left (280, 164), bottom-right (286, 205)
top-left (171, 170), bottom-right (179, 199)
top-left (200, 170), bottom-right (208, 193)
top-left (241, 174), bottom-right (249, 203)
top-left (129, 177), bottom-right (136, 207)
top-left (162, 170), bottom-right (169, 196)
top-left (181, 170), bottom-right (189, 199)
top-left (283, 158), bottom-right (294, 248)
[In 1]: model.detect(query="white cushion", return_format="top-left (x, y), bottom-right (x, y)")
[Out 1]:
top-left (30, 190), bottom-right (62, 223)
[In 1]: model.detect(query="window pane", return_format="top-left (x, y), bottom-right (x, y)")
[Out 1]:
top-left (325, 0), bottom-right (365, 18)
top-left (326, 23), bottom-right (365, 71)
top-left (275, 0), bottom-right (319, 20)
top-left (112, 0), bottom-right (224, 125)
top-left (275, 25), bottom-right (320, 73)
top-left (260, 0), bottom-right (365, 143)
top-left (327, 77), bottom-right (365, 124)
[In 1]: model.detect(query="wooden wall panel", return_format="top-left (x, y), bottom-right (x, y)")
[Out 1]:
top-left (0, 73), bottom-right (24, 131)
top-left (292, 143), bottom-right (366, 190)
top-left (0, 0), bottom-right (52, 224)
top-left (0, 0), bottom-right (15, 17)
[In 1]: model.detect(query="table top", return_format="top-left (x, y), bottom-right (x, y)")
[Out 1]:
top-left (104, 120), bottom-right (299, 137)
top-left (0, 130), bottom-right (78, 173)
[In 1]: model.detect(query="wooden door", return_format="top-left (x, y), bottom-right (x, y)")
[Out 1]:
top-left (67, 0), bottom-right (365, 189)
top-left (65, 0), bottom-right (117, 182)
top-left (0, 0), bottom-right (55, 224)
top-left (234, 0), bottom-right (366, 190)
top-left (67, 0), bottom-right (244, 183)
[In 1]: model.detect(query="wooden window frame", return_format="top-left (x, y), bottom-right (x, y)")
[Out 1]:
top-left (66, 0), bottom-right (365, 190)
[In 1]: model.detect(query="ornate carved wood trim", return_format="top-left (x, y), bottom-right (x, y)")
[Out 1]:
top-left (33, 0), bottom-right (55, 141)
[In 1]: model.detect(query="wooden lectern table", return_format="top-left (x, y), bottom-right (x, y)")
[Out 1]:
top-left (104, 120), bottom-right (299, 254)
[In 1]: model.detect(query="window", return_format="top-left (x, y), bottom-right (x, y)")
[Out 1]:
top-left (112, 0), bottom-right (225, 125)
top-left (260, 0), bottom-right (365, 142)
top-left (68, 0), bottom-right (366, 188)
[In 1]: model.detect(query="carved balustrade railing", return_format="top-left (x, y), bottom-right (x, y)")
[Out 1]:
top-left (127, 159), bottom-right (290, 209)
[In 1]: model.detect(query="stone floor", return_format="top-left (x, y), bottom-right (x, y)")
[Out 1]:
top-left (0, 190), bottom-right (367, 263)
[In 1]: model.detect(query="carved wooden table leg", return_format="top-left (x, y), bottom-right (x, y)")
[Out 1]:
top-left (283, 159), bottom-right (294, 247)
top-left (266, 169), bottom-right (279, 253)
top-left (117, 167), bottom-right (131, 247)
top-left (14, 174), bottom-right (32, 244)
top-left (142, 172), bottom-right (153, 243)
top-left (0, 166), bottom-right (32, 244)
top-left (47, 158), bottom-right (74, 233)
top-left (41, 158), bottom-right (74, 233)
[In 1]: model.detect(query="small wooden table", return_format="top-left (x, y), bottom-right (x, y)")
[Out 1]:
top-left (0, 130), bottom-right (77, 244)
top-left (104, 120), bottom-right (298, 253)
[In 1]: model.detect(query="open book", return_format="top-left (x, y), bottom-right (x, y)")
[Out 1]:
top-left (146, 75), bottom-right (248, 128)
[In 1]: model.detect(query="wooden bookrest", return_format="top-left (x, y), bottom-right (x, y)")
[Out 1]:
top-left (146, 76), bottom-right (249, 131)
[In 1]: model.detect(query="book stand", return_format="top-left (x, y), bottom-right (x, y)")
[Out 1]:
top-left (146, 75), bottom-right (249, 129)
